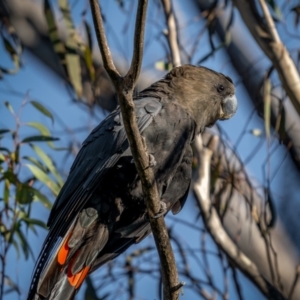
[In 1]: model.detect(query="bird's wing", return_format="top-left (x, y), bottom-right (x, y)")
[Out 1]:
top-left (28, 97), bottom-right (162, 298)
top-left (169, 145), bottom-right (193, 214)
top-left (90, 144), bottom-right (193, 272)
top-left (48, 97), bottom-right (162, 227)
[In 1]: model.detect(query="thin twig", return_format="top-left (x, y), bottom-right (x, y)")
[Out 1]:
top-left (288, 265), bottom-right (300, 299)
top-left (231, 265), bottom-right (244, 300)
top-left (258, 0), bottom-right (280, 43)
top-left (89, 1), bottom-right (181, 299)
top-left (126, 0), bottom-right (148, 88)
top-left (89, 0), bottom-right (120, 82)
top-left (234, 0), bottom-right (300, 116)
top-left (161, 0), bottom-right (181, 67)
top-left (192, 135), bottom-right (278, 299)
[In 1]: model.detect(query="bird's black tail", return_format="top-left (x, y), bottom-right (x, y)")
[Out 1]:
top-left (27, 217), bottom-right (98, 300)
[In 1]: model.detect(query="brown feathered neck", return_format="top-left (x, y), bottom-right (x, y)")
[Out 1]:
top-left (137, 65), bottom-right (232, 133)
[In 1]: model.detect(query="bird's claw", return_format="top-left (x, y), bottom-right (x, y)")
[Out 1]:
top-left (152, 201), bottom-right (167, 219)
top-left (149, 154), bottom-right (156, 167)
top-left (141, 136), bottom-right (156, 167)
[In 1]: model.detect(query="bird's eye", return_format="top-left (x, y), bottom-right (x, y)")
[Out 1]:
top-left (217, 85), bottom-right (224, 93)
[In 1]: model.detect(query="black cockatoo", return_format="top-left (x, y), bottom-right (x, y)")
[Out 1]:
top-left (28, 65), bottom-right (237, 299)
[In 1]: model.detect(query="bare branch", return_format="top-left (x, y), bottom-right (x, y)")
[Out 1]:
top-left (233, 0), bottom-right (300, 117)
top-left (89, 1), bottom-right (181, 299)
top-left (192, 135), bottom-right (282, 299)
top-left (257, 0), bottom-right (280, 43)
top-left (89, 0), bottom-right (120, 82)
top-left (126, 0), bottom-right (148, 88)
top-left (288, 265), bottom-right (300, 299)
top-left (161, 0), bottom-right (181, 67)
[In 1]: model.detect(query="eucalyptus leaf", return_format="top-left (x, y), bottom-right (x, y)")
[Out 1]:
top-left (4, 179), bottom-right (10, 204)
top-left (263, 78), bottom-right (271, 141)
top-left (66, 53), bottom-right (82, 98)
top-left (21, 136), bottom-right (59, 144)
top-left (5, 101), bottom-right (14, 115)
top-left (59, 0), bottom-right (75, 32)
top-left (155, 61), bottom-right (173, 71)
top-left (32, 188), bottom-right (52, 209)
top-left (16, 184), bottom-right (35, 204)
top-left (0, 129), bottom-right (10, 135)
top-left (21, 217), bottom-right (47, 230)
top-left (0, 152), bottom-right (5, 161)
top-left (15, 227), bottom-right (34, 259)
top-left (26, 120), bottom-right (61, 149)
top-left (2, 36), bottom-right (20, 73)
top-left (2, 170), bottom-right (17, 184)
top-left (23, 156), bottom-right (48, 173)
top-left (31, 144), bottom-right (63, 186)
top-left (26, 122), bottom-right (51, 136)
top-left (25, 164), bottom-right (60, 196)
top-left (30, 101), bottom-right (54, 124)
top-left (44, 0), bottom-right (66, 56)
top-left (84, 46), bottom-right (95, 82)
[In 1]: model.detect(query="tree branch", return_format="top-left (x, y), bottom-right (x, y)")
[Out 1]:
top-left (126, 0), bottom-right (148, 88)
top-left (192, 134), bottom-right (285, 300)
top-left (89, 0), bottom-right (120, 82)
top-left (161, 0), bottom-right (181, 67)
top-left (233, 0), bottom-right (300, 117)
top-left (89, 1), bottom-right (180, 299)
top-left (257, 0), bottom-right (280, 43)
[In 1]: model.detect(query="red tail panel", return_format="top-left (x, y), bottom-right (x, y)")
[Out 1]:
top-left (57, 234), bottom-right (71, 265)
top-left (67, 265), bottom-right (90, 289)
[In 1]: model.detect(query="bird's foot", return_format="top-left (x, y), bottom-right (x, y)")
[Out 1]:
top-left (152, 201), bottom-right (167, 219)
top-left (141, 136), bottom-right (156, 167)
top-left (148, 154), bottom-right (157, 167)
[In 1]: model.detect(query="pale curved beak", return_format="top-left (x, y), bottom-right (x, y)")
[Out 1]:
top-left (219, 94), bottom-right (238, 120)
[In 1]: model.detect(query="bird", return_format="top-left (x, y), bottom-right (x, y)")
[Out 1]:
top-left (27, 64), bottom-right (237, 300)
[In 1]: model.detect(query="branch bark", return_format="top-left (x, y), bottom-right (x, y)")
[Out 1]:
top-left (89, 0), bottom-right (120, 82)
top-left (201, 127), bottom-right (300, 299)
top-left (161, 0), bottom-right (181, 67)
top-left (192, 134), bottom-right (285, 299)
top-left (89, 1), bottom-right (180, 299)
top-left (257, 0), bottom-right (280, 43)
top-left (126, 0), bottom-right (148, 88)
top-left (233, 0), bottom-right (300, 117)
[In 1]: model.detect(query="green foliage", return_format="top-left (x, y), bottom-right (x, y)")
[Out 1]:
top-left (0, 99), bottom-right (63, 297)
top-left (30, 101), bottom-right (54, 124)
top-left (263, 77), bottom-right (271, 141)
top-left (0, 19), bottom-right (22, 77)
top-left (155, 61), bottom-right (173, 71)
top-left (44, 0), bottom-right (96, 99)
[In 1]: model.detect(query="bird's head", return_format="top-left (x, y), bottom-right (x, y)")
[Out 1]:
top-left (165, 65), bottom-right (238, 133)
